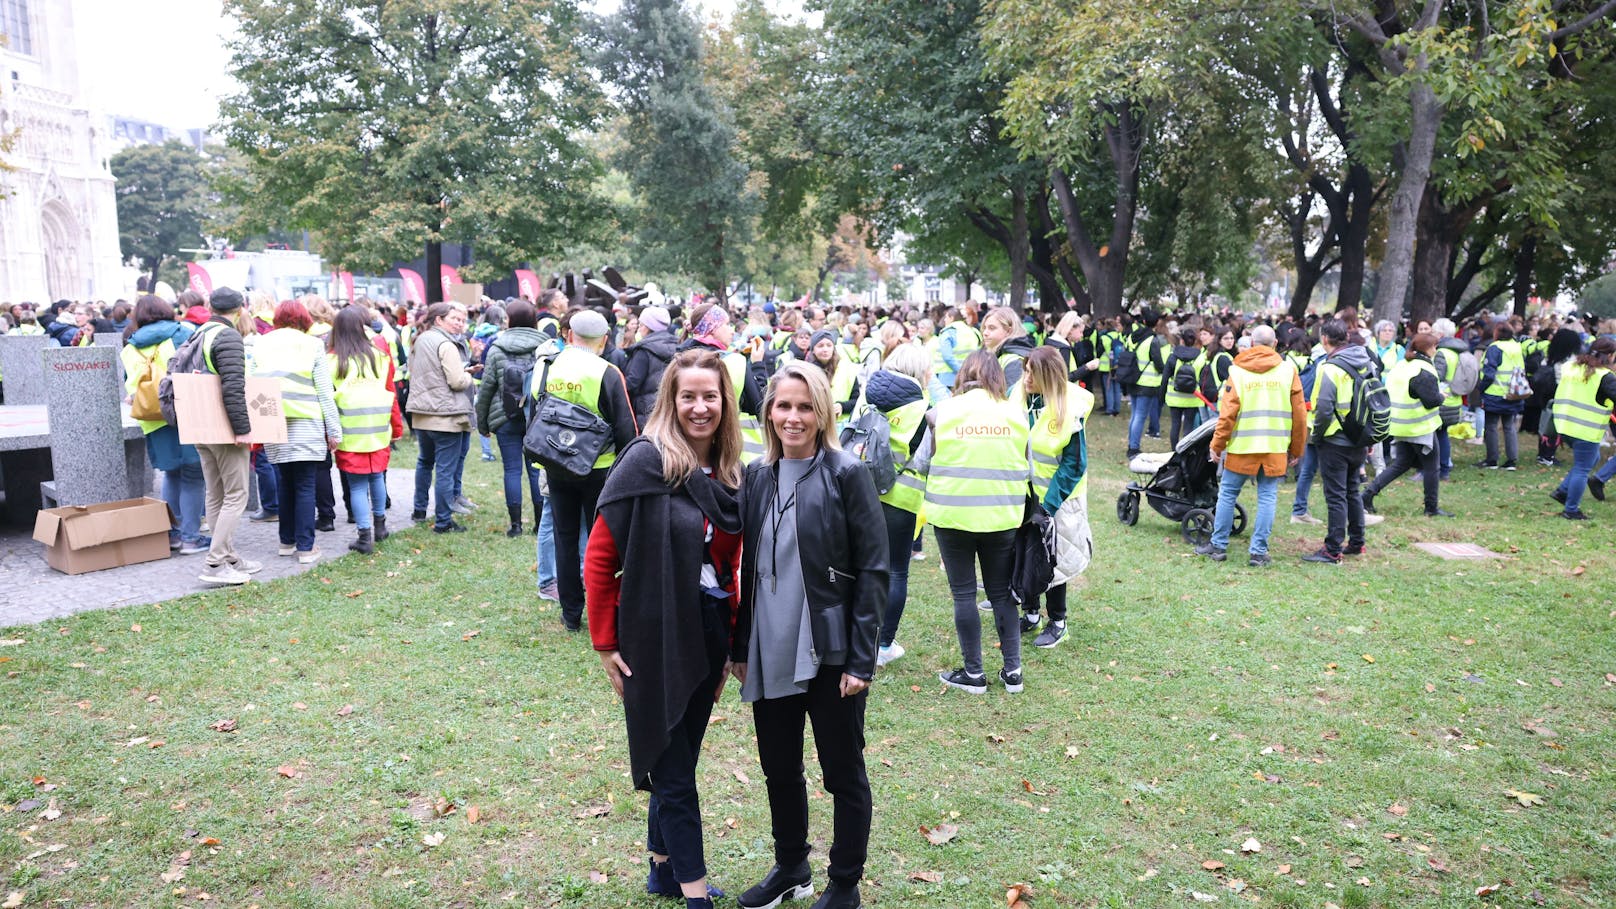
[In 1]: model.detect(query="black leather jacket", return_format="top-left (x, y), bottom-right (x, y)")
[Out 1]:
top-left (737, 448), bottom-right (889, 680)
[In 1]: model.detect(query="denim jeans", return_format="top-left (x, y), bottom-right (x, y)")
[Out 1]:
top-left (878, 503), bottom-right (917, 648)
top-left (1436, 426), bottom-right (1452, 479)
top-left (275, 460), bottom-right (320, 552)
top-left (1555, 438), bottom-right (1602, 515)
top-left (1103, 372), bottom-right (1122, 414)
top-left (1291, 444), bottom-right (1318, 516)
top-left (1596, 452), bottom-right (1616, 484)
top-left (1318, 444), bottom-right (1366, 556)
top-left (163, 462), bottom-right (206, 544)
top-left (1127, 393), bottom-right (1162, 451)
top-left (536, 494), bottom-right (557, 590)
top-left (494, 422), bottom-right (542, 519)
top-left (1168, 406), bottom-right (1200, 447)
top-left (344, 471), bottom-right (387, 531)
top-left (479, 434), bottom-right (495, 460)
top-left (252, 448), bottom-right (278, 515)
top-left (1211, 468), bottom-right (1280, 555)
top-left (454, 431), bottom-right (471, 499)
top-left (414, 428), bottom-right (468, 529)
top-left (934, 526), bottom-right (1019, 675)
top-left (1484, 411), bottom-right (1520, 463)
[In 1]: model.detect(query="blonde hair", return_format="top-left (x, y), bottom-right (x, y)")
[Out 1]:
top-left (642, 349), bottom-right (743, 489)
top-left (761, 362), bottom-right (841, 464)
top-left (1023, 346), bottom-right (1069, 430)
top-left (1054, 311), bottom-right (1083, 340)
top-left (879, 320), bottom-right (907, 357)
top-left (881, 342), bottom-right (930, 385)
top-left (983, 307), bottom-right (1026, 348)
top-left (301, 294), bottom-right (336, 325)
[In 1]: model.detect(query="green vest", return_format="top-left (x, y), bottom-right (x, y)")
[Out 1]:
top-left (1482, 340), bottom-right (1524, 398)
top-left (1226, 361), bottom-right (1296, 454)
top-left (1433, 347), bottom-right (1463, 409)
top-left (829, 355), bottom-right (858, 405)
top-left (722, 351), bottom-right (764, 464)
top-left (123, 338), bottom-right (178, 434)
top-left (1164, 350), bottom-right (1207, 409)
top-left (331, 350), bottom-right (393, 454)
top-left (1551, 365), bottom-right (1612, 444)
top-left (541, 346), bottom-right (615, 470)
top-left (1016, 381), bottom-right (1093, 502)
top-left (924, 388), bottom-right (1028, 532)
top-left (253, 327), bottom-right (323, 420)
top-left (878, 396), bottom-right (930, 515)
top-left (1385, 358), bottom-right (1441, 438)
top-left (1134, 336), bottom-right (1165, 390)
top-left (14, 324), bottom-right (44, 336)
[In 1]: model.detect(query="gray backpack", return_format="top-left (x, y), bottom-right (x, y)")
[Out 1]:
top-left (156, 323), bottom-right (222, 427)
top-left (838, 405), bottom-right (897, 494)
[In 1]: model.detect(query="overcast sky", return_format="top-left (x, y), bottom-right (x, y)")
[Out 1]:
top-left (73, 0), bottom-right (801, 130)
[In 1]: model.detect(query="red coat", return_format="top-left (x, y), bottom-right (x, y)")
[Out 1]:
top-left (333, 335), bottom-right (405, 474)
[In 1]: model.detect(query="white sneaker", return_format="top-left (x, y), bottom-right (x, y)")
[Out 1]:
top-left (1289, 513), bottom-right (1323, 525)
top-left (199, 564), bottom-right (251, 585)
top-left (232, 558), bottom-right (264, 574)
top-left (296, 549), bottom-right (322, 565)
top-left (977, 599), bottom-right (993, 613)
top-left (877, 642), bottom-right (906, 667)
top-left (1362, 513), bottom-right (1385, 526)
top-left (910, 551), bottom-right (926, 561)
top-left (279, 544), bottom-right (296, 557)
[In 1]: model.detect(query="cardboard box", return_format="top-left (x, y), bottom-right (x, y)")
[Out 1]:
top-left (33, 497), bottom-right (173, 575)
top-left (449, 283), bottom-right (484, 307)
top-left (172, 373), bottom-right (289, 445)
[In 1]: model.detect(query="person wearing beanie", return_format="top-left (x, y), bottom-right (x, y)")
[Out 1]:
top-left (625, 305), bottom-right (678, 428)
top-left (805, 327), bottom-right (861, 419)
top-left (194, 286), bottom-right (264, 585)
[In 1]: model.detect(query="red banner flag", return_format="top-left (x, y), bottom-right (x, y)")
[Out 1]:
top-left (439, 264), bottom-right (461, 297)
top-left (186, 262), bottom-right (213, 297)
top-left (514, 269), bottom-right (540, 301)
top-left (337, 271), bottom-right (355, 303)
top-left (399, 269), bottom-right (427, 304)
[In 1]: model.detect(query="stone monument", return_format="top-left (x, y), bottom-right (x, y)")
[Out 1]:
top-left (40, 346), bottom-right (133, 507)
top-left (94, 332), bottom-right (127, 386)
top-left (0, 335), bottom-right (50, 405)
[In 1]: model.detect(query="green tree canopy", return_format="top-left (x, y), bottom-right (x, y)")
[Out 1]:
top-left (111, 141), bottom-right (209, 292)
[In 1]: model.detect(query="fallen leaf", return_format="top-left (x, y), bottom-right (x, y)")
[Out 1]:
top-left (986, 733), bottom-right (1005, 744)
top-left (336, 704), bottom-right (354, 717)
top-left (1383, 832), bottom-right (1402, 841)
top-left (421, 832), bottom-right (445, 848)
top-left (1201, 860), bottom-right (1226, 871)
top-left (1345, 855), bottom-right (1365, 868)
top-left (1362, 654), bottom-right (1375, 663)
top-left (461, 630), bottom-right (480, 641)
top-left (1276, 864), bottom-right (1291, 875)
top-left (1427, 858), bottom-right (1450, 873)
top-left (130, 624), bottom-right (142, 633)
top-left (734, 768), bottom-right (751, 785)
top-left (1504, 789), bottom-right (1545, 807)
top-left (1424, 683), bottom-right (1436, 693)
top-left (1022, 779), bottom-right (1046, 796)
top-left (15, 799), bottom-right (40, 812)
top-left (432, 797), bottom-right (454, 818)
top-left (148, 740), bottom-right (165, 749)
top-left (910, 685), bottom-right (921, 692)
top-left (1476, 882), bottom-right (1503, 896)
top-left (1521, 723), bottom-right (1556, 738)
top-left (465, 805), bottom-right (481, 824)
top-left (124, 736), bottom-right (149, 748)
top-left (1191, 892), bottom-right (1219, 903)
top-left (2, 892), bottom-right (21, 908)
top-left (1006, 883), bottom-right (1033, 905)
top-left (343, 589), bottom-right (365, 598)
top-left (276, 765), bottom-right (300, 779)
top-left (1549, 677), bottom-right (1563, 687)
top-left (1570, 565), bottom-right (1585, 577)
top-left (1241, 838), bottom-right (1262, 853)
top-left (146, 694), bottom-right (161, 703)
top-left (201, 837), bottom-right (220, 847)
top-left (159, 850), bottom-right (192, 884)
top-left (587, 871), bottom-right (607, 884)
top-left (1226, 879), bottom-right (1247, 893)
top-left (908, 871), bottom-right (943, 883)
top-left (293, 703), bottom-right (307, 711)
top-left (40, 799), bottom-right (61, 821)
top-left (574, 804), bottom-right (611, 819)
top-left (1064, 745), bottom-right (1079, 759)
top-left (920, 823), bottom-right (958, 846)
top-left (208, 718), bottom-right (238, 734)
top-left (1387, 802), bottom-right (1408, 817)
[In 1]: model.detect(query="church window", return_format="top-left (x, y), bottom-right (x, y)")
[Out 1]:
top-left (1, 0), bottom-right (31, 57)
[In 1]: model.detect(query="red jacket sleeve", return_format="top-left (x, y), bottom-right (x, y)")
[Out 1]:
top-left (583, 514), bottom-right (622, 652)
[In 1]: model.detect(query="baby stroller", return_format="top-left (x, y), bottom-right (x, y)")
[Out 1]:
top-left (1116, 418), bottom-right (1245, 546)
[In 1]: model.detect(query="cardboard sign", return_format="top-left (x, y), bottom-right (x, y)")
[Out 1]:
top-left (449, 283), bottom-right (484, 308)
top-left (172, 373), bottom-right (289, 444)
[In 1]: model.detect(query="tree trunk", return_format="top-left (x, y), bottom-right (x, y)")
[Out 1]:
top-left (1046, 99), bottom-right (1142, 321)
top-left (1289, 263), bottom-right (1327, 320)
top-left (1512, 236), bottom-right (1537, 318)
top-left (1335, 163), bottom-right (1374, 312)
top-left (426, 239), bottom-right (443, 304)
top-left (1371, 83), bottom-right (1443, 326)
top-left (1008, 184), bottom-right (1029, 313)
top-left (1408, 187), bottom-right (1454, 327)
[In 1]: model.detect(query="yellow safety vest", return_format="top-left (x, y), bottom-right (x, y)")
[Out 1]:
top-left (1314, 360), bottom-right (1357, 440)
top-left (1134, 335), bottom-right (1165, 390)
top-left (14, 324), bottom-right (44, 336)
top-left (1226, 361), bottom-right (1296, 454)
top-left (538, 346), bottom-right (618, 470)
top-left (1016, 381), bottom-right (1093, 502)
top-left (924, 388), bottom-right (1028, 532)
top-left (722, 351), bottom-right (764, 464)
top-left (829, 355), bottom-right (858, 405)
top-left (1385, 358), bottom-right (1441, 439)
top-left (1097, 330), bottom-right (1122, 373)
top-left (1164, 350), bottom-right (1207, 409)
top-left (1433, 346), bottom-right (1463, 409)
top-left (879, 395), bottom-right (930, 515)
top-left (1482, 340), bottom-right (1524, 398)
top-left (331, 349), bottom-right (394, 454)
top-left (1374, 343), bottom-right (1405, 374)
top-left (122, 338), bottom-right (178, 434)
top-left (1551, 365), bottom-right (1612, 445)
top-left (253, 327), bottom-right (325, 420)
top-left (930, 320), bottom-right (981, 380)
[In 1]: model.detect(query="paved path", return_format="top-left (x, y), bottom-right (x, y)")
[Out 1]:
top-left (0, 467), bottom-right (421, 626)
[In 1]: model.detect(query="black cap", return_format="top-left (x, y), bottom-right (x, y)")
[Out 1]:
top-left (209, 287), bottom-right (245, 312)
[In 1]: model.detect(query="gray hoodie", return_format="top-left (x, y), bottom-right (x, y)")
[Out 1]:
top-left (1311, 342), bottom-right (1377, 448)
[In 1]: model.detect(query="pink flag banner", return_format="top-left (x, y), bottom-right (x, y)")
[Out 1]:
top-left (337, 271), bottom-right (356, 303)
top-left (186, 263), bottom-right (213, 297)
top-left (399, 269), bottom-right (427, 304)
top-left (514, 269), bottom-right (541, 301)
top-left (439, 265), bottom-right (461, 297)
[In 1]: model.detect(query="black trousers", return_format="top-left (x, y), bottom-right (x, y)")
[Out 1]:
top-left (549, 467), bottom-right (608, 627)
top-left (1365, 439), bottom-right (1439, 513)
top-left (1318, 444), bottom-right (1366, 555)
top-left (646, 600), bottom-right (729, 883)
top-left (753, 664), bottom-right (871, 886)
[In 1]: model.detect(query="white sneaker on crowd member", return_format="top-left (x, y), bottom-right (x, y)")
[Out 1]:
top-left (1289, 513), bottom-right (1322, 525)
top-left (199, 563), bottom-right (251, 586)
top-left (877, 642), bottom-right (905, 667)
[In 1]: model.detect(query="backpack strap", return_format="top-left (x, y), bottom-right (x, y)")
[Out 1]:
top-left (525, 354), bottom-right (555, 425)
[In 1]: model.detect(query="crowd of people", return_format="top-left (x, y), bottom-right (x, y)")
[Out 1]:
top-left (5, 286), bottom-right (1614, 909)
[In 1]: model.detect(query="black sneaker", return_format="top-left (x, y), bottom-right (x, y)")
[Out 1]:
top-left (1247, 552), bottom-right (1272, 567)
top-left (1342, 543), bottom-right (1366, 556)
top-left (1019, 613), bottom-right (1041, 635)
top-left (1033, 622), bottom-right (1066, 648)
top-left (315, 517), bottom-right (337, 533)
top-left (1361, 492), bottom-right (1377, 514)
top-left (807, 880), bottom-right (861, 909)
top-left (938, 668), bottom-right (987, 694)
top-left (1551, 488), bottom-right (1568, 505)
top-left (1126, 448), bottom-right (1141, 459)
top-left (1425, 508), bottom-right (1455, 518)
top-left (1561, 510), bottom-right (1590, 521)
top-left (998, 667), bottom-right (1024, 694)
top-left (411, 510), bottom-right (428, 523)
top-left (1193, 542), bottom-right (1227, 561)
top-left (1477, 459), bottom-right (1499, 469)
top-left (1302, 548), bottom-right (1342, 564)
top-left (1501, 460), bottom-right (1518, 471)
top-left (433, 520), bottom-right (467, 534)
top-left (738, 862), bottom-right (813, 909)
top-left (1588, 477), bottom-right (1606, 502)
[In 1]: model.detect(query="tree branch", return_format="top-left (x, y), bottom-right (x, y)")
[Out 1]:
top-left (1552, 0), bottom-right (1616, 40)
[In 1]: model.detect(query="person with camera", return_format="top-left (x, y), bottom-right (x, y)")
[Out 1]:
top-left (536, 309), bottom-right (637, 632)
top-left (585, 348), bottom-right (744, 909)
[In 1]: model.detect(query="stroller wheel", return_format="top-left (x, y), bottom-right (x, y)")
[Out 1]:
top-left (1181, 507), bottom-right (1215, 547)
top-left (1117, 491), bottom-right (1140, 526)
top-left (1232, 503), bottom-right (1248, 536)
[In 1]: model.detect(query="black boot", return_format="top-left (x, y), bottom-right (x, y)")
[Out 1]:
top-left (349, 529), bottom-right (375, 554)
top-left (808, 881), bottom-right (861, 909)
top-left (739, 862), bottom-right (812, 909)
top-left (373, 515), bottom-right (389, 542)
top-left (506, 504), bottom-right (524, 539)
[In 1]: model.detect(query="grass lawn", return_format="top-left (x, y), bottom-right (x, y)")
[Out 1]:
top-left (3, 424), bottom-right (1613, 908)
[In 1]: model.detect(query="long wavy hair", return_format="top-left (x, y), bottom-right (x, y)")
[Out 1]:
top-left (642, 348), bottom-right (742, 488)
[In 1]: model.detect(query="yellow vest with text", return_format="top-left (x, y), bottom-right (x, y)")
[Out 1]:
top-left (1482, 340), bottom-right (1524, 398)
top-left (1385, 358), bottom-right (1440, 439)
top-left (1016, 381), bottom-right (1093, 503)
top-left (1134, 335), bottom-right (1165, 390)
top-left (879, 395), bottom-right (930, 515)
top-left (722, 351), bottom-right (764, 463)
top-left (538, 346), bottom-right (615, 470)
top-left (1314, 361), bottom-right (1357, 440)
top-left (1551, 366), bottom-right (1612, 444)
top-left (331, 349), bottom-right (394, 453)
top-left (924, 388), bottom-right (1028, 532)
top-left (1226, 361), bottom-right (1296, 454)
top-left (253, 327), bottom-right (325, 420)
top-left (1164, 350), bottom-right (1207, 409)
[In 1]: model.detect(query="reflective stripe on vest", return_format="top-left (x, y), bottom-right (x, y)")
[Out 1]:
top-left (253, 328), bottom-right (323, 419)
top-left (1017, 382), bottom-right (1093, 502)
top-left (924, 388), bottom-right (1027, 532)
top-left (331, 350), bottom-right (393, 453)
top-left (1551, 366), bottom-right (1612, 444)
top-left (1164, 351), bottom-right (1207, 408)
top-left (1482, 340), bottom-right (1524, 398)
top-left (879, 396), bottom-right (930, 514)
top-left (1134, 336), bottom-right (1164, 389)
top-left (1314, 361), bottom-right (1356, 439)
top-left (541, 347), bottom-right (614, 469)
top-left (722, 351), bottom-right (764, 463)
top-left (930, 321), bottom-right (980, 378)
top-left (1226, 360), bottom-right (1295, 454)
top-left (1386, 358), bottom-right (1441, 438)
top-left (1434, 347), bottom-right (1462, 408)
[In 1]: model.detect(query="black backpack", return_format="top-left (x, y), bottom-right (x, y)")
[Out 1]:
top-left (157, 323), bottom-right (222, 427)
top-left (1009, 501), bottom-right (1055, 607)
top-left (499, 350), bottom-right (539, 431)
top-left (1169, 355), bottom-right (1199, 394)
top-left (1111, 346), bottom-right (1141, 387)
top-left (838, 405), bottom-right (898, 494)
top-left (1332, 356), bottom-right (1392, 446)
top-left (521, 356), bottom-right (614, 479)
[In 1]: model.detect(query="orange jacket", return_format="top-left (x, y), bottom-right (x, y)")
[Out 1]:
top-left (1210, 345), bottom-right (1307, 477)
